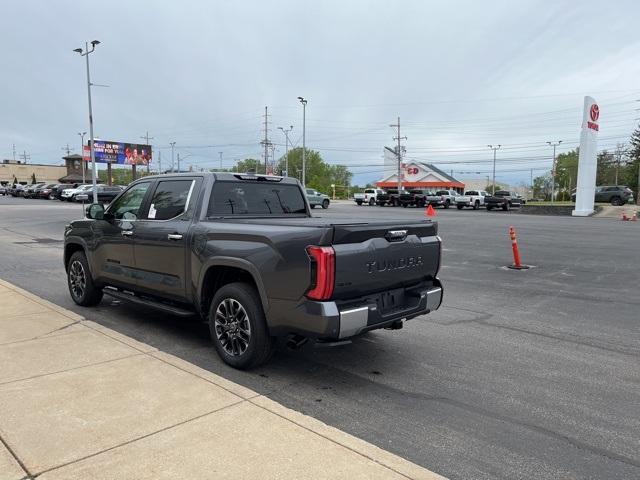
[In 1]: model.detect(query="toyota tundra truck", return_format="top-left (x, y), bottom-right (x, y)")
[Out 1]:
top-left (64, 173), bottom-right (444, 369)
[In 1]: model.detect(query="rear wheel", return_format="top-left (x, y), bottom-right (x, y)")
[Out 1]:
top-left (369, 198), bottom-right (375, 206)
top-left (322, 199), bottom-right (329, 209)
top-left (356, 200), bottom-right (363, 206)
top-left (443, 200), bottom-right (450, 209)
top-left (209, 282), bottom-right (274, 369)
top-left (67, 251), bottom-right (103, 306)
top-left (456, 204), bottom-right (463, 210)
top-left (503, 202), bottom-right (511, 211)
top-left (610, 196), bottom-right (622, 206)
top-left (473, 201), bottom-right (480, 210)
top-left (487, 205), bottom-right (493, 211)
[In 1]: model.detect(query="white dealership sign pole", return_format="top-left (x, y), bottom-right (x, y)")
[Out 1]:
top-left (572, 96), bottom-right (600, 217)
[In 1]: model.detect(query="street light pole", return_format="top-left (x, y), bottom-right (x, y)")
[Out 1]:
top-left (278, 126), bottom-right (293, 176)
top-left (74, 40), bottom-right (100, 203)
top-left (298, 97), bottom-right (307, 187)
top-left (218, 151), bottom-right (223, 171)
top-left (488, 144), bottom-right (501, 195)
top-left (78, 131), bottom-right (86, 183)
top-left (547, 140), bottom-right (562, 204)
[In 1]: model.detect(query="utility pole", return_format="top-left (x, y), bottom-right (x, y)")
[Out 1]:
top-left (298, 97), bottom-right (307, 186)
top-left (278, 126), bottom-right (293, 177)
top-left (547, 140), bottom-right (562, 204)
top-left (169, 142), bottom-right (176, 172)
top-left (74, 40), bottom-right (101, 203)
top-left (140, 131), bottom-right (154, 173)
top-left (390, 117), bottom-right (407, 192)
top-left (530, 168), bottom-right (534, 197)
top-left (218, 151), bottom-right (223, 171)
top-left (488, 144), bottom-right (501, 195)
top-left (177, 153), bottom-right (181, 173)
top-left (19, 151), bottom-right (30, 164)
top-left (614, 143), bottom-right (625, 185)
top-left (158, 150), bottom-right (162, 174)
top-left (12, 144), bottom-right (16, 161)
top-left (260, 106), bottom-right (273, 175)
top-left (61, 144), bottom-right (72, 156)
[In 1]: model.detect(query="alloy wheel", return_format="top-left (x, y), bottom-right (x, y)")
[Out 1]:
top-left (69, 260), bottom-right (86, 300)
top-left (214, 298), bottom-right (251, 356)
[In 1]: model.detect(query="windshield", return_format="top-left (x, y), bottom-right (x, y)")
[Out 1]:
top-left (208, 181), bottom-right (307, 216)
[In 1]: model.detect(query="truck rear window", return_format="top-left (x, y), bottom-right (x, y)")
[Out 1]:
top-left (208, 181), bottom-right (307, 216)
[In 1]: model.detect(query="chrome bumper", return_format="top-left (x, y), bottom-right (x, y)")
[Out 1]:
top-left (338, 285), bottom-right (443, 339)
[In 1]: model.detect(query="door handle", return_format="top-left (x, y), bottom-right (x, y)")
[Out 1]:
top-left (167, 234), bottom-right (183, 241)
top-left (121, 230), bottom-right (134, 237)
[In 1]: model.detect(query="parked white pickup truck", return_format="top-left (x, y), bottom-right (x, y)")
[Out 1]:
top-left (354, 188), bottom-right (386, 206)
top-left (455, 190), bottom-right (489, 210)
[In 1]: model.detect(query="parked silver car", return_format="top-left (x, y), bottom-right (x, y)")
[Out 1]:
top-left (305, 188), bottom-right (330, 209)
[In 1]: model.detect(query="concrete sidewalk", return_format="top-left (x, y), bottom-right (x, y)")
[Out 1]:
top-left (0, 279), bottom-right (444, 480)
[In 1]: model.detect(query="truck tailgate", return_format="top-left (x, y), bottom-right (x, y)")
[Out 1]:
top-left (330, 221), bottom-right (440, 299)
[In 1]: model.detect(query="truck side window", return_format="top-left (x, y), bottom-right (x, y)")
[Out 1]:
top-left (107, 182), bottom-right (151, 220)
top-left (146, 180), bottom-right (194, 220)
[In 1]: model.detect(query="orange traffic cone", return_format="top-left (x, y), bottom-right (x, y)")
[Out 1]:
top-left (425, 204), bottom-right (436, 217)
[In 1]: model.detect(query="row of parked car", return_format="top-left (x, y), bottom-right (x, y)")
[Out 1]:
top-left (3, 182), bottom-right (124, 203)
top-left (354, 188), bottom-right (526, 211)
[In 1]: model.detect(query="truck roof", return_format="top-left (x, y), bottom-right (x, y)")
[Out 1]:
top-left (140, 172), bottom-right (301, 185)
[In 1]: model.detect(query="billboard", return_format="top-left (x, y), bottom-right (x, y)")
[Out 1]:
top-left (83, 141), bottom-right (152, 166)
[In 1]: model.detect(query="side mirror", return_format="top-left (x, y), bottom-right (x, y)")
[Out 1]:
top-left (86, 203), bottom-right (105, 220)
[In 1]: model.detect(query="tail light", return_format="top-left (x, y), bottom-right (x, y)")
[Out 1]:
top-left (305, 246), bottom-right (335, 300)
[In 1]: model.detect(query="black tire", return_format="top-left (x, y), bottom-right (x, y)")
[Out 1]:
top-left (208, 282), bottom-right (274, 369)
top-left (67, 251), bottom-right (103, 306)
top-left (368, 198), bottom-right (375, 206)
top-left (322, 199), bottom-right (329, 209)
top-left (487, 205), bottom-right (493, 211)
top-left (310, 204), bottom-right (316, 209)
top-left (443, 200), bottom-right (450, 209)
top-left (473, 201), bottom-right (480, 210)
top-left (356, 200), bottom-right (363, 206)
top-left (503, 202), bottom-right (511, 211)
top-left (402, 203), bottom-right (408, 208)
top-left (610, 196), bottom-right (622, 206)
top-left (48, 193), bottom-right (56, 200)
top-left (457, 204), bottom-right (463, 210)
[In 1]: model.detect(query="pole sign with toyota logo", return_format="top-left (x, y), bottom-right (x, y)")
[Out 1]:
top-left (573, 96), bottom-right (599, 217)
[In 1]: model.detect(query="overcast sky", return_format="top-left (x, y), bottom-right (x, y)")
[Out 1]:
top-left (2, 0), bottom-right (639, 186)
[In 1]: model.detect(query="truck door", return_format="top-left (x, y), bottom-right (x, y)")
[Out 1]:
top-left (93, 181), bottom-right (153, 289)
top-left (131, 178), bottom-right (199, 301)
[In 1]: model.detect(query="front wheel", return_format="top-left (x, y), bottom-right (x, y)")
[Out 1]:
top-left (487, 205), bottom-right (493, 211)
top-left (322, 199), bottom-right (329, 209)
top-left (443, 200), bottom-right (450, 209)
top-left (503, 202), bottom-right (511, 211)
top-left (457, 204), bottom-right (463, 210)
top-left (610, 196), bottom-right (622, 206)
top-left (48, 193), bottom-right (56, 200)
top-left (369, 198), bottom-right (375, 206)
top-left (473, 201), bottom-right (480, 210)
top-left (356, 200), bottom-right (363, 206)
top-left (67, 251), bottom-right (103, 306)
top-left (209, 282), bottom-right (274, 369)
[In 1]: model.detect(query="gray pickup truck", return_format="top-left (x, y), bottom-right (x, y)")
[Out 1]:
top-left (64, 173), bottom-right (443, 368)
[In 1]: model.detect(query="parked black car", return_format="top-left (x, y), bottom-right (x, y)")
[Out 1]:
top-left (9, 184), bottom-right (26, 197)
top-left (570, 185), bottom-right (634, 206)
top-left (50, 184), bottom-right (76, 200)
top-left (64, 173), bottom-right (443, 368)
top-left (398, 189), bottom-right (431, 207)
top-left (485, 191), bottom-right (523, 211)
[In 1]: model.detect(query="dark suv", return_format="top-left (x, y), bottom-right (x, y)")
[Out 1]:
top-left (571, 186), bottom-right (634, 206)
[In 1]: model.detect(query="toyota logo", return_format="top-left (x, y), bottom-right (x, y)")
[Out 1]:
top-left (590, 104), bottom-right (599, 122)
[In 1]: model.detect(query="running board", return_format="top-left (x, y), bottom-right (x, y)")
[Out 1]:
top-left (103, 288), bottom-right (195, 317)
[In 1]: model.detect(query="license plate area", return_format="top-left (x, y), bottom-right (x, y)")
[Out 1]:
top-left (377, 288), bottom-right (406, 315)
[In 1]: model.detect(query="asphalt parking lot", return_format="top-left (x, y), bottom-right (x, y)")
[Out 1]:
top-left (0, 196), bottom-right (638, 480)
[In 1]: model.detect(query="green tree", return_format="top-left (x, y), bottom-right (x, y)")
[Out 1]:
top-left (554, 149), bottom-right (579, 199)
top-left (276, 147), bottom-right (339, 194)
top-left (234, 158), bottom-right (263, 173)
top-left (627, 125), bottom-right (640, 203)
top-left (30, 173), bottom-right (37, 184)
top-left (533, 174), bottom-right (552, 200)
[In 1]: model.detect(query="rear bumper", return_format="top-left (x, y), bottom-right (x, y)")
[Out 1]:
top-left (269, 280), bottom-right (443, 340)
